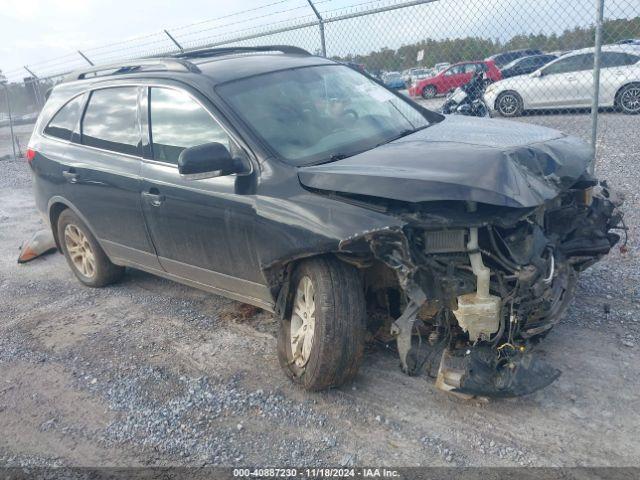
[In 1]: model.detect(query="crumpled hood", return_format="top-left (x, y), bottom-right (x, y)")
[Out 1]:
top-left (298, 116), bottom-right (593, 208)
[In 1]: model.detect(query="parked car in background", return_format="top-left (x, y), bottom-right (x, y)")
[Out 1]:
top-left (342, 61), bottom-right (367, 74)
top-left (410, 60), bottom-right (501, 98)
top-left (484, 44), bottom-right (640, 116)
top-left (486, 48), bottom-right (544, 68)
top-left (617, 39), bottom-right (640, 45)
top-left (382, 71), bottom-right (406, 89)
top-left (434, 62), bottom-right (450, 72)
top-left (410, 68), bottom-right (433, 84)
top-left (500, 54), bottom-right (557, 78)
top-left (402, 68), bottom-right (425, 85)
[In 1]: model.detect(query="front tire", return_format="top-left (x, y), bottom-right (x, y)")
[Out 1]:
top-left (617, 84), bottom-right (640, 114)
top-left (495, 91), bottom-right (523, 117)
top-left (277, 257), bottom-right (365, 391)
top-left (57, 209), bottom-right (125, 287)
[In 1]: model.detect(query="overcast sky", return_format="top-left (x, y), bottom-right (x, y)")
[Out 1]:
top-left (0, 0), bottom-right (634, 80)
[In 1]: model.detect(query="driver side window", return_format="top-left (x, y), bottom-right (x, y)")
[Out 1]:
top-left (543, 54), bottom-right (593, 76)
top-left (149, 87), bottom-right (232, 165)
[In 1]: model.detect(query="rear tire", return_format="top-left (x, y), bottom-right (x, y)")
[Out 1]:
top-left (617, 83), bottom-right (640, 114)
top-left (57, 209), bottom-right (125, 287)
top-left (495, 91), bottom-right (523, 117)
top-left (277, 257), bottom-right (366, 391)
top-left (421, 85), bottom-right (437, 99)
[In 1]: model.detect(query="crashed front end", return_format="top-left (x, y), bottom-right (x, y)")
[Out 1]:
top-left (338, 184), bottom-right (622, 398)
top-left (297, 117), bottom-right (624, 397)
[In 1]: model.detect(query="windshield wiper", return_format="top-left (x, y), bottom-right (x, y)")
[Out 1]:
top-left (308, 152), bottom-right (358, 166)
top-left (306, 127), bottom-right (428, 166)
top-left (376, 125), bottom-right (429, 147)
top-left (328, 153), bottom-right (352, 161)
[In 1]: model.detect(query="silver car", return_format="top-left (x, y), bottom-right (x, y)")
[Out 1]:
top-left (484, 45), bottom-right (640, 116)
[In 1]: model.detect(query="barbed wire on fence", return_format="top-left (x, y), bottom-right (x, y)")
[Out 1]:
top-left (1, 0), bottom-right (639, 162)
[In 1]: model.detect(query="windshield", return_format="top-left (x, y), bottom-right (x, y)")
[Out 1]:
top-left (218, 65), bottom-right (431, 166)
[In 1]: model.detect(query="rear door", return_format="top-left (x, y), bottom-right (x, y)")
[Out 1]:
top-left (139, 85), bottom-right (271, 307)
top-left (45, 85), bottom-right (160, 268)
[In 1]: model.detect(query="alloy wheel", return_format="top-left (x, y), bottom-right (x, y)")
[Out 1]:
top-left (64, 224), bottom-right (96, 278)
top-left (620, 86), bottom-right (640, 113)
top-left (498, 93), bottom-right (520, 116)
top-left (290, 275), bottom-right (316, 368)
top-left (422, 86), bottom-right (437, 99)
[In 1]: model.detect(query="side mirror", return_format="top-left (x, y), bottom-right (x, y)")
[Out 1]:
top-left (530, 69), bottom-right (543, 78)
top-left (178, 142), bottom-right (244, 179)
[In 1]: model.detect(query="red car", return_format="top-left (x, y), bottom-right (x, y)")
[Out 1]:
top-left (409, 60), bottom-right (502, 98)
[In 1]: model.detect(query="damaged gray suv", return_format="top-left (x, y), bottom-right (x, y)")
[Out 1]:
top-left (29, 46), bottom-right (622, 397)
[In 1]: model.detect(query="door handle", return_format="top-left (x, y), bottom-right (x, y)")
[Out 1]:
top-left (62, 168), bottom-right (78, 183)
top-left (567, 76), bottom-right (577, 81)
top-left (142, 189), bottom-right (165, 207)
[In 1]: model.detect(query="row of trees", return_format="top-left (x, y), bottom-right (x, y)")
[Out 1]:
top-left (333, 16), bottom-right (640, 73)
top-left (2, 16), bottom-right (638, 116)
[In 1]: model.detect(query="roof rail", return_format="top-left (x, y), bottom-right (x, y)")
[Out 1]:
top-left (64, 58), bottom-right (200, 82)
top-left (174, 45), bottom-right (312, 60)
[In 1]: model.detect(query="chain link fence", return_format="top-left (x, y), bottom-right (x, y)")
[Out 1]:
top-left (1, 0), bottom-right (639, 163)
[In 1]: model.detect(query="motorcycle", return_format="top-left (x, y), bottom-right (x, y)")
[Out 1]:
top-left (440, 70), bottom-right (491, 118)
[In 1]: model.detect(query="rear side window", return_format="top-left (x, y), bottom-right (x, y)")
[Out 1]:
top-left (82, 87), bottom-right (140, 156)
top-left (149, 87), bottom-right (231, 165)
top-left (601, 52), bottom-right (640, 68)
top-left (535, 56), bottom-right (555, 66)
top-left (44, 95), bottom-right (84, 141)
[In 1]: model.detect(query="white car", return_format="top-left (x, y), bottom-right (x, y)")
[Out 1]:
top-left (434, 62), bottom-right (451, 72)
top-left (484, 45), bottom-right (640, 116)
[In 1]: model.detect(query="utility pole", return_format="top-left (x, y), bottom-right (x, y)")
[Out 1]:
top-left (589, 0), bottom-right (605, 174)
top-left (306, 0), bottom-right (326, 57)
top-left (0, 74), bottom-right (17, 161)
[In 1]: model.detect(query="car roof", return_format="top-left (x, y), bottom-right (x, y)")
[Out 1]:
top-left (564, 44), bottom-right (640, 56)
top-left (194, 52), bottom-right (334, 84)
top-left (62, 47), bottom-right (337, 88)
top-left (512, 54), bottom-right (556, 62)
top-left (450, 60), bottom-right (487, 67)
top-left (488, 48), bottom-right (541, 59)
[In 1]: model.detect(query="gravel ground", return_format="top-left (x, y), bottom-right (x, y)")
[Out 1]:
top-left (0, 107), bottom-right (639, 468)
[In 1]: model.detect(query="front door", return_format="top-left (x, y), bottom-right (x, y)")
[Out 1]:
top-left (139, 85), bottom-right (271, 307)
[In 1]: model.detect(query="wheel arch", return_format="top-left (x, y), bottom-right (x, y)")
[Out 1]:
top-left (494, 89), bottom-right (519, 108)
top-left (47, 196), bottom-right (104, 254)
top-left (268, 250), bottom-right (398, 324)
top-left (494, 89), bottom-right (524, 115)
top-left (614, 81), bottom-right (640, 108)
